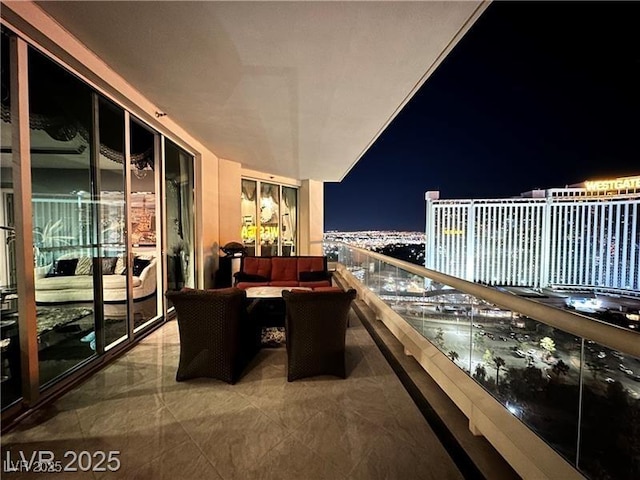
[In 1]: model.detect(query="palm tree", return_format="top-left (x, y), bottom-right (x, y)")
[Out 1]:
top-left (434, 328), bottom-right (445, 349)
top-left (493, 356), bottom-right (506, 388)
top-left (551, 359), bottom-right (570, 380)
top-left (448, 350), bottom-right (459, 363)
top-left (539, 336), bottom-right (556, 361)
top-left (482, 348), bottom-right (494, 365)
top-left (474, 364), bottom-right (487, 382)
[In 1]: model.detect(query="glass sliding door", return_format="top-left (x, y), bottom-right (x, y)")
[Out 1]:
top-left (129, 119), bottom-right (160, 331)
top-left (164, 139), bottom-right (194, 293)
top-left (240, 179), bottom-right (298, 256)
top-left (1, 28), bottom-right (21, 408)
top-left (281, 186), bottom-right (297, 256)
top-left (97, 98), bottom-right (129, 349)
top-left (241, 179), bottom-right (257, 256)
top-left (28, 48), bottom-right (97, 385)
top-left (2, 29), bottom-right (181, 414)
top-left (259, 182), bottom-right (279, 257)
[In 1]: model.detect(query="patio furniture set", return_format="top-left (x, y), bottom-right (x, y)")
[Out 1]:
top-left (165, 255), bottom-right (356, 383)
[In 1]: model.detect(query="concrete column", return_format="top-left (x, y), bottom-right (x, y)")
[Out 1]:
top-left (196, 152), bottom-right (220, 288)
top-left (299, 179), bottom-right (324, 255)
top-left (218, 159), bottom-right (242, 248)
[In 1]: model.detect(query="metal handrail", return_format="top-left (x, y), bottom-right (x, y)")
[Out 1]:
top-left (332, 242), bottom-right (640, 358)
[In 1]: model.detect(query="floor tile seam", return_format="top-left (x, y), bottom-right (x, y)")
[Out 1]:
top-left (72, 408), bottom-right (88, 444)
top-left (276, 432), bottom-right (354, 480)
top-left (69, 383), bottom-right (168, 418)
top-left (351, 300), bottom-right (482, 480)
top-left (322, 430), bottom-right (380, 479)
top-left (244, 397), bottom-right (324, 434)
top-left (87, 433), bottom-right (183, 480)
top-left (239, 429), bottom-right (297, 476)
top-left (161, 397), bottom-right (228, 480)
top-left (225, 390), bottom-right (293, 431)
top-left (232, 382), bottom-right (294, 415)
top-left (164, 396), bottom-right (295, 474)
top-left (340, 399), bottom-right (436, 452)
top-left (161, 390), bottom-right (246, 427)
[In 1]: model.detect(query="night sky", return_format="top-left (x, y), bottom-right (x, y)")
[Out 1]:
top-left (324, 1), bottom-right (640, 232)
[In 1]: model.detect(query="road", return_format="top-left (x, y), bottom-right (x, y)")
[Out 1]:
top-left (396, 306), bottom-right (640, 399)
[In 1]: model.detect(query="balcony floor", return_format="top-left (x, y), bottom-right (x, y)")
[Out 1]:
top-left (1, 312), bottom-right (466, 480)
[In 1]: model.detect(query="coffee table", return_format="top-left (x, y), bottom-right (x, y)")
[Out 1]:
top-left (245, 286), bottom-right (312, 328)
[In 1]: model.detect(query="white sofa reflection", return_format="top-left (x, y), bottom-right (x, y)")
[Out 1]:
top-left (35, 254), bottom-right (157, 317)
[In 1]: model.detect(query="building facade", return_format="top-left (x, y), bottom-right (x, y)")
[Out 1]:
top-left (425, 175), bottom-right (640, 296)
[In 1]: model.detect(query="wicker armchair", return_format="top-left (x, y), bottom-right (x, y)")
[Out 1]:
top-left (165, 288), bottom-right (259, 384)
top-left (282, 288), bottom-right (357, 381)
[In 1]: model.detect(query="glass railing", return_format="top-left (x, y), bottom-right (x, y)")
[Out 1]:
top-left (327, 241), bottom-right (640, 480)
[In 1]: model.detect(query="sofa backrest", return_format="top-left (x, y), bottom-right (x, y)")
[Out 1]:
top-left (241, 257), bottom-right (272, 278)
top-left (297, 256), bottom-right (327, 275)
top-left (239, 256), bottom-right (328, 281)
top-left (271, 257), bottom-right (298, 282)
top-left (40, 252), bottom-right (156, 278)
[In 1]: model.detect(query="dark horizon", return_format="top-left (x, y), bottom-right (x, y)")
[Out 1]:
top-left (324, 1), bottom-right (639, 232)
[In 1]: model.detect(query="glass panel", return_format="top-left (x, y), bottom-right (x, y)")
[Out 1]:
top-left (28, 48), bottom-right (96, 385)
top-left (338, 244), bottom-right (593, 473)
top-left (578, 343), bottom-right (640, 478)
top-left (259, 182), bottom-right (279, 257)
top-left (165, 139), bottom-right (194, 292)
top-left (98, 98), bottom-right (128, 349)
top-left (241, 179), bottom-right (257, 256)
top-left (1, 28), bottom-right (22, 408)
top-left (281, 186), bottom-right (297, 256)
top-left (129, 120), bottom-right (159, 331)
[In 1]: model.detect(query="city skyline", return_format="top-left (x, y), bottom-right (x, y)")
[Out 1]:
top-left (324, 1), bottom-right (639, 232)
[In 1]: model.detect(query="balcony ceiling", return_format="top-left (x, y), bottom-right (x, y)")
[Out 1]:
top-left (29, 1), bottom-right (486, 181)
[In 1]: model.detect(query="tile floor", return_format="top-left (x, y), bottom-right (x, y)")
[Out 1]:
top-left (1, 312), bottom-right (464, 480)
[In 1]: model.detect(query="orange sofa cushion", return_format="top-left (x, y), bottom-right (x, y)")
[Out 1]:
top-left (241, 257), bottom-right (272, 279)
top-left (297, 257), bottom-right (326, 276)
top-left (271, 257), bottom-right (299, 282)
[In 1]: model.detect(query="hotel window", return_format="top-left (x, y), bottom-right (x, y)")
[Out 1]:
top-left (241, 179), bottom-right (297, 256)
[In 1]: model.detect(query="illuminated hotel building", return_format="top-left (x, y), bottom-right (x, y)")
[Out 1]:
top-left (425, 175), bottom-right (640, 296)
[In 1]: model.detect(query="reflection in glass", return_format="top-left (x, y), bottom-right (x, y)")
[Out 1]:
top-left (165, 139), bottom-right (194, 292)
top-left (259, 183), bottom-right (279, 257)
top-left (579, 344), bottom-right (640, 479)
top-left (129, 120), bottom-right (159, 331)
top-left (28, 48), bottom-right (96, 385)
top-left (281, 187), bottom-right (297, 256)
top-left (240, 180), bottom-right (297, 257)
top-left (1, 28), bottom-right (22, 408)
top-left (98, 98), bottom-right (128, 349)
top-left (241, 179), bottom-right (257, 256)
top-left (336, 244), bottom-right (638, 476)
